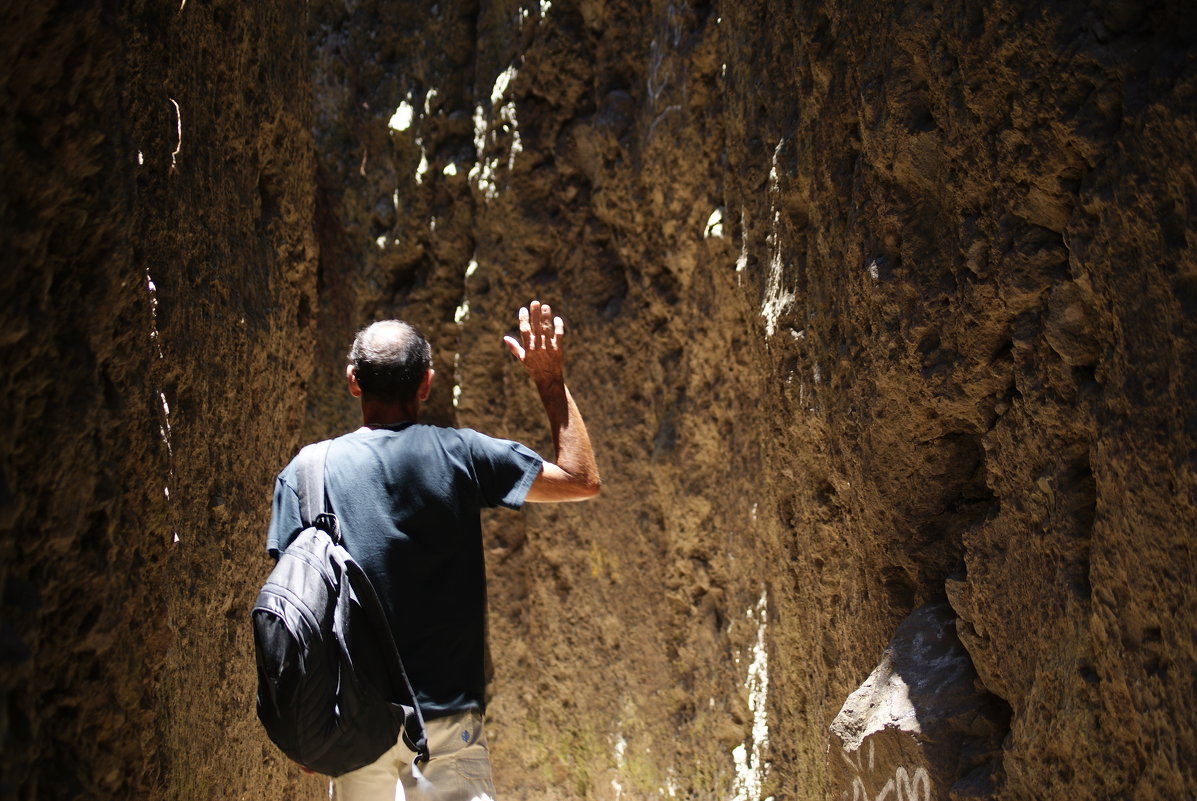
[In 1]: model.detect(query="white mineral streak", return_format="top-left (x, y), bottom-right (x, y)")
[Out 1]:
top-left (388, 94), bottom-right (425, 184)
top-left (735, 210), bottom-right (749, 273)
top-left (730, 589), bottom-right (773, 801)
top-left (452, 350), bottom-right (463, 409)
top-left (455, 258), bottom-right (477, 325)
top-left (453, 298), bottom-right (470, 324)
top-left (760, 140), bottom-right (794, 336)
top-left (470, 67), bottom-right (521, 200)
top-left (504, 101), bottom-right (524, 170)
top-left (147, 271), bottom-right (175, 540)
top-left (490, 66), bottom-right (515, 112)
top-left (168, 97), bottom-right (182, 169)
top-left (761, 220), bottom-right (793, 337)
top-left (146, 270), bottom-right (161, 352)
top-left (662, 769), bottom-right (679, 797)
top-left (611, 734), bottom-right (628, 800)
top-left (469, 105), bottom-right (490, 194)
top-left (415, 137), bottom-right (430, 184)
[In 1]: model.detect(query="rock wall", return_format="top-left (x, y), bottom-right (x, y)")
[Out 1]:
top-left (312, 1), bottom-right (1197, 799)
top-left (2, 1), bottom-right (1195, 800)
top-left (724, 2), bottom-right (1197, 798)
top-left (1, 2), bottom-right (319, 799)
top-left (309, 3), bottom-right (770, 799)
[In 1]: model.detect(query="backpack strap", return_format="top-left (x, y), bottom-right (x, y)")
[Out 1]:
top-left (295, 437), bottom-right (429, 763)
top-left (295, 440), bottom-right (339, 540)
top-left (344, 560), bottom-right (430, 764)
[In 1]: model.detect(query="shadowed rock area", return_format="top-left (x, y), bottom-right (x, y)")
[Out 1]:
top-left (2, 1), bottom-right (1195, 800)
top-left (828, 603), bottom-right (1009, 800)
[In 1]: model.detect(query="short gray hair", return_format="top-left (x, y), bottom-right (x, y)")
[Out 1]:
top-left (347, 320), bottom-right (432, 403)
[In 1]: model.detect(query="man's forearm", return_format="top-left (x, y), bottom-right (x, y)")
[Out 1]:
top-left (536, 379), bottom-right (600, 490)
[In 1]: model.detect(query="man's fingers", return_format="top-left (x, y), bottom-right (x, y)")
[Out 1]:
top-left (503, 335), bottom-right (525, 361)
top-left (538, 303), bottom-right (553, 350)
top-left (529, 300), bottom-right (542, 349)
top-left (518, 305), bottom-right (532, 348)
top-left (516, 300), bottom-right (564, 353)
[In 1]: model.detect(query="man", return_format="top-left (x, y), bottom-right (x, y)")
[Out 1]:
top-left (267, 300), bottom-right (600, 800)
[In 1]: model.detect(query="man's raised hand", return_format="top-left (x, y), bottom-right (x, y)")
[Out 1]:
top-left (503, 299), bottom-right (565, 387)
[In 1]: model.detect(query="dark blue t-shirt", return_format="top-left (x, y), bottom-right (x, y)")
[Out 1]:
top-left (266, 423), bottom-right (542, 718)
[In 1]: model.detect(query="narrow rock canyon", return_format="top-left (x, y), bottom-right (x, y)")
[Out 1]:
top-left (3, 1), bottom-right (1195, 799)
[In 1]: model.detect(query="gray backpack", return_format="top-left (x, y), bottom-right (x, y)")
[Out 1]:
top-left (252, 440), bottom-right (428, 775)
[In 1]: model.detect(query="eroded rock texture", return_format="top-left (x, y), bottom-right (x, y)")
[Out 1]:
top-left (1, 2), bottom-right (317, 798)
top-left (720, 2), bottom-right (1197, 798)
top-left (311, 1), bottom-right (1197, 799)
top-left (2, 0), bottom-right (1195, 799)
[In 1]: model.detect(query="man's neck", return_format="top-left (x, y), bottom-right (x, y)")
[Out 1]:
top-left (360, 399), bottom-right (419, 428)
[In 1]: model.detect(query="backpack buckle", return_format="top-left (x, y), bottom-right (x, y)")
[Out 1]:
top-left (314, 512), bottom-right (341, 544)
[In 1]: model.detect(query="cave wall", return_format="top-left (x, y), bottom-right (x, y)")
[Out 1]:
top-left (309, 2), bottom-right (771, 798)
top-left (2, 0), bottom-right (1195, 800)
top-left (1, 2), bottom-right (319, 799)
top-left (311, 0), bottom-right (1197, 799)
top-left (723, 2), bottom-right (1197, 798)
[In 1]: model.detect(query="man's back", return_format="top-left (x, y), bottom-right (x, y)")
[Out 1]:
top-left (269, 422), bottom-right (542, 717)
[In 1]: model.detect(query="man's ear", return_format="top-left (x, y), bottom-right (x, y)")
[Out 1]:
top-left (346, 364), bottom-right (363, 398)
top-left (417, 368), bottom-right (435, 402)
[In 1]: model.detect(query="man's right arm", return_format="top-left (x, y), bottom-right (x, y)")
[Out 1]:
top-left (266, 472), bottom-right (301, 558)
top-left (503, 300), bottom-right (600, 503)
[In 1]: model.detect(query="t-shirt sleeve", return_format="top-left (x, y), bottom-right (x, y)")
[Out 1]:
top-left (266, 468), bottom-right (302, 559)
top-left (465, 430), bottom-right (544, 509)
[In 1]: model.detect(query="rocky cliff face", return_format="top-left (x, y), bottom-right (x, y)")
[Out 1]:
top-left (1, 2), bottom-right (317, 798)
top-left (3, 1), bottom-right (1195, 800)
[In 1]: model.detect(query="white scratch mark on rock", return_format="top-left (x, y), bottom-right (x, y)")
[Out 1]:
top-left (735, 210), bottom-right (749, 274)
top-left (168, 98), bottom-right (182, 172)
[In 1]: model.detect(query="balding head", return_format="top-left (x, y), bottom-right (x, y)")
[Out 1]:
top-left (347, 320), bottom-right (433, 403)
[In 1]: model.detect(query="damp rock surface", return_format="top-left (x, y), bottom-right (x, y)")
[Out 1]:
top-left (3, 1), bottom-right (1196, 800)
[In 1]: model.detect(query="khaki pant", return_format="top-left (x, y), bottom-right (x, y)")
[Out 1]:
top-left (332, 709), bottom-right (496, 801)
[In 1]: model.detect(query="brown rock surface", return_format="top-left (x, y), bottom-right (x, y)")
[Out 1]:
top-left (1, 2), bottom-right (319, 798)
top-left (3, 1), bottom-right (1196, 800)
